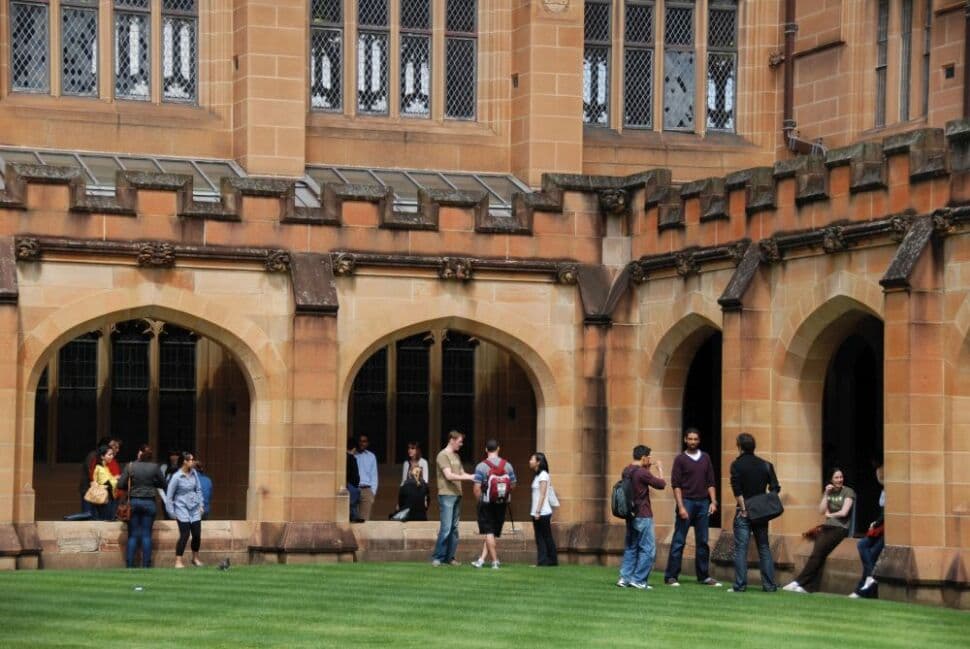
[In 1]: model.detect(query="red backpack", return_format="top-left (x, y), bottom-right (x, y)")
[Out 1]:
top-left (484, 458), bottom-right (511, 504)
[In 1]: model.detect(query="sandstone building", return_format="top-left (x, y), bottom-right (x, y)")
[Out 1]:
top-left (0, 0), bottom-right (967, 608)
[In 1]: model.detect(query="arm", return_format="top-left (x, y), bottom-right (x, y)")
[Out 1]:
top-left (707, 486), bottom-right (718, 515)
top-left (422, 459), bottom-right (429, 484)
top-left (730, 461), bottom-right (746, 517)
top-left (442, 466), bottom-right (474, 481)
top-left (818, 486), bottom-right (832, 515)
top-left (648, 460), bottom-right (666, 490)
top-left (705, 456), bottom-right (718, 514)
top-left (673, 487), bottom-right (688, 519)
top-left (165, 476), bottom-right (178, 518)
top-left (117, 465), bottom-right (130, 489)
top-left (827, 497), bottom-right (854, 519)
top-left (534, 477), bottom-right (549, 519)
top-left (473, 482), bottom-right (482, 500)
top-left (402, 462), bottom-right (408, 486)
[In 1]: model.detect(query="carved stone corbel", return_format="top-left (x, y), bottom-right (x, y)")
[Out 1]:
top-left (136, 242), bottom-right (176, 268)
top-left (598, 188), bottom-right (630, 217)
top-left (759, 238), bottom-right (782, 264)
top-left (889, 214), bottom-right (914, 242)
top-left (674, 251), bottom-right (698, 277)
top-left (15, 237), bottom-right (40, 261)
top-left (821, 225), bottom-right (848, 253)
top-left (439, 257), bottom-right (473, 281)
top-left (932, 208), bottom-right (954, 236)
top-left (727, 240), bottom-right (748, 265)
top-left (629, 261), bottom-right (648, 284)
top-left (264, 250), bottom-right (291, 273)
top-left (332, 253), bottom-right (357, 276)
top-left (556, 263), bottom-right (579, 285)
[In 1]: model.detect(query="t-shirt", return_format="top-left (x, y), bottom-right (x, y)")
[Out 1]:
top-left (530, 470), bottom-right (553, 517)
top-left (436, 448), bottom-right (464, 497)
top-left (473, 456), bottom-right (517, 502)
top-left (823, 485), bottom-right (856, 529)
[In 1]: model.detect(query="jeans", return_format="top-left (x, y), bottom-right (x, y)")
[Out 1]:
top-left (431, 495), bottom-right (461, 562)
top-left (855, 534), bottom-right (885, 595)
top-left (733, 512), bottom-right (775, 591)
top-left (664, 498), bottom-right (711, 581)
top-left (619, 516), bottom-right (656, 585)
top-left (347, 483), bottom-right (360, 520)
top-left (81, 498), bottom-right (96, 518)
top-left (532, 514), bottom-right (558, 566)
top-left (126, 498), bottom-right (156, 568)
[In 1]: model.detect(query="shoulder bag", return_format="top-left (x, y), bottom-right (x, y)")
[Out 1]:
top-left (116, 467), bottom-right (133, 522)
top-left (84, 481), bottom-right (108, 506)
top-left (744, 461), bottom-right (784, 525)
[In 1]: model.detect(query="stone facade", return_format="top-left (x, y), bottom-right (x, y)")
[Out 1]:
top-left (0, 1), bottom-right (967, 609)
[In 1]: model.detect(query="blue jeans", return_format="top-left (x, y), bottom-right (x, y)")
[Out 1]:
top-left (126, 498), bottom-right (156, 568)
top-left (619, 516), bottom-right (656, 585)
top-left (347, 483), bottom-right (361, 520)
top-left (664, 498), bottom-right (711, 582)
top-left (431, 495), bottom-right (461, 562)
top-left (855, 534), bottom-right (885, 593)
top-left (732, 512), bottom-right (775, 591)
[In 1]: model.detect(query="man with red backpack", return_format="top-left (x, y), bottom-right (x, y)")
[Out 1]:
top-left (471, 439), bottom-right (517, 569)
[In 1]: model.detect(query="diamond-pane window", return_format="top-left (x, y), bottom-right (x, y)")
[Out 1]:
top-left (11, 2), bottom-right (49, 93)
top-left (708, 5), bottom-right (736, 48)
top-left (445, 1), bottom-right (476, 120)
top-left (162, 1), bottom-right (197, 102)
top-left (707, 1), bottom-right (736, 132)
top-left (61, 3), bottom-right (99, 97)
top-left (583, 0), bottom-right (611, 126)
top-left (624, 1), bottom-right (654, 129)
top-left (358, 1), bottom-right (390, 115)
top-left (625, 1), bottom-right (653, 45)
top-left (311, 0), bottom-right (342, 111)
top-left (875, 0), bottom-right (889, 127)
top-left (663, 2), bottom-right (695, 131)
top-left (359, 0), bottom-right (389, 27)
top-left (401, 0), bottom-right (431, 118)
top-left (115, 2), bottom-right (151, 101)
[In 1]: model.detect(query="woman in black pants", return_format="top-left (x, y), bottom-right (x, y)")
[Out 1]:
top-left (529, 452), bottom-right (558, 567)
top-left (165, 451), bottom-right (205, 569)
top-left (784, 467), bottom-right (855, 593)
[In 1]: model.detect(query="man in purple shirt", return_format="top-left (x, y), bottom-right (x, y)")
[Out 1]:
top-left (617, 445), bottom-right (666, 590)
top-left (664, 428), bottom-right (721, 587)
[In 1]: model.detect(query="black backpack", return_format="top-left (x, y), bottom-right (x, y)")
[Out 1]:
top-left (611, 472), bottom-right (637, 519)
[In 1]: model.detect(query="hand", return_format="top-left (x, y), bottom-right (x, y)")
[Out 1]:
top-left (678, 506), bottom-right (689, 520)
top-left (738, 508), bottom-right (747, 518)
top-left (824, 483), bottom-right (834, 494)
top-left (533, 514), bottom-right (540, 520)
top-left (708, 502), bottom-right (718, 515)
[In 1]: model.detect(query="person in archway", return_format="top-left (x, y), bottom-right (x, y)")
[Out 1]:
top-left (617, 445), bottom-right (666, 589)
top-left (92, 444), bottom-right (119, 521)
top-left (393, 464), bottom-right (429, 521)
top-left (664, 427), bottom-right (721, 587)
top-left (471, 439), bottom-right (517, 569)
top-left (784, 467), bottom-right (855, 594)
top-left (346, 438), bottom-right (363, 523)
top-left (431, 430), bottom-right (475, 567)
top-left (729, 432), bottom-right (780, 593)
top-left (79, 437), bottom-right (112, 518)
top-left (529, 452), bottom-right (559, 567)
top-left (354, 434), bottom-right (378, 521)
top-left (850, 463), bottom-right (885, 598)
top-left (401, 441), bottom-right (429, 486)
top-left (117, 444), bottom-right (165, 568)
top-left (165, 451), bottom-right (205, 569)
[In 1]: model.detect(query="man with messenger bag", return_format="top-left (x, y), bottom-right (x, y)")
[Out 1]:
top-left (729, 432), bottom-right (783, 593)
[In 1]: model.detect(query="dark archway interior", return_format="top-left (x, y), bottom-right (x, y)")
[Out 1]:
top-left (681, 332), bottom-right (723, 528)
top-left (822, 316), bottom-right (884, 534)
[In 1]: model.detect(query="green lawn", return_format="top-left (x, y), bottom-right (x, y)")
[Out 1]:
top-left (0, 563), bottom-right (966, 648)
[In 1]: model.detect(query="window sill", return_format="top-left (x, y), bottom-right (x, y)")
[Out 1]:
top-left (0, 93), bottom-right (220, 128)
top-left (583, 126), bottom-right (756, 151)
top-left (860, 116), bottom-right (930, 140)
top-left (307, 111), bottom-right (499, 140)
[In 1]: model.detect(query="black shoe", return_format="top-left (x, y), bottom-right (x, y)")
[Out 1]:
top-left (763, 586), bottom-right (778, 593)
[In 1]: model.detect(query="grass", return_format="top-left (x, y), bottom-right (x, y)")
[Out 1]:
top-left (0, 563), bottom-right (966, 649)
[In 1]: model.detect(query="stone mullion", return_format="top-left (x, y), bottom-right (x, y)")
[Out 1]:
top-left (46, 359), bottom-right (58, 467)
top-left (428, 329), bottom-right (442, 462)
top-left (386, 339), bottom-right (398, 464)
top-left (148, 327), bottom-right (161, 455)
top-left (97, 324), bottom-right (111, 440)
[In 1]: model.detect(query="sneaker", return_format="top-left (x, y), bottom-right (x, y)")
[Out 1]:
top-left (862, 576), bottom-right (877, 591)
top-left (782, 581), bottom-right (801, 592)
top-left (848, 592), bottom-right (861, 599)
top-left (630, 582), bottom-right (650, 590)
top-left (431, 559), bottom-right (442, 567)
top-left (448, 560), bottom-right (461, 567)
top-left (664, 578), bottom-right (680, 587)
top-left (727, 587), bottom-right (745, 593)
top-left (792, 585), bottom-right (809, 594)
top-left (700, 577), bottom-right (722, 587)
top-left (491, 561), bottom-right (501, 570)
top-left (471, 558), bottom-right (485, 569)
top-left (616, 578), bottom-right (630, 588)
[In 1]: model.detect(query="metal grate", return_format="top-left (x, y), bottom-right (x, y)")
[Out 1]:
top-left (445, 38), bottom-right (475, 119)
top-left (708, 4), bottom-right (736, 49)
top-left (446, 0), bottom-right (476, 33)
top-left (441, 333), bottom-right (475, 461)
top-left (61, 5), bottom-right (99, 97)
top-left (310, 27), bottom-right (342, 111)
top-left (401, 35), bottom-right (431, 117)
top-left (358, 0), bottom-right (388, 27)
top-left (163, 15), bottom-right (197, 102)
top-left (115, 8), bottom-right (151, 100)
top-left (110, 321), bottom-right (151, 451)
top-left (625, 1), bottom-right (654, 45)
top-left (158, 325), bottom-right (197, 458)
top-left (624, 48), bottom-right (653, 128)
top-left (357, 32), bottom-right (389, 115)
top-left (57, 333), bottom-right (99, 463)
top-left (664, 4), bottom-right (694, 46)
top-left (10, 2), bottom-right (49, 93)
top-left (311, 0), bottom-right (341, 23)
top-left (875, 0), bottom-right (889, 128)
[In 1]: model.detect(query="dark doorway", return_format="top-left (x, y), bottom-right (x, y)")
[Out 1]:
top-left (681, 332), bottom-right (723, 528)
top-left (822, 317), bottom-right (884, 535)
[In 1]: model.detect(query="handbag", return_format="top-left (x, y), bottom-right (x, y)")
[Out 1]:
top-left (745, 491), bottom-right (784, 524)
top-left (802, 524), bottom-right (824, 540)
top-left (866, 523), bottom-right (884, 539)
top-left (116, 470), bottom-right (133, 522)
top-left (548, 485), bottom-right (560, 509)
top-left (390, 508), bottom-right (410, 522)
top-left (83, 480), bottom-right (108, 506)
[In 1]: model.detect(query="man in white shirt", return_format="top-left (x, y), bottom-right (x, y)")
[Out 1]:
top-left (354, 434), bottom-right (379, 521)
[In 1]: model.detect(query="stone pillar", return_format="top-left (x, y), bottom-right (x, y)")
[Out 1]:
top-left (510, 1), bottom-right (584, 185)
top-left (232, 0), bottom-right (307, 176)
top-left (579, 324), bottom-right (609, 523)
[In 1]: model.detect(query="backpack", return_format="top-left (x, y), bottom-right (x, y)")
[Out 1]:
top-left (611, 471), bottom-right (637, 519)
top-left (483, 458), bottom-right (512, 504)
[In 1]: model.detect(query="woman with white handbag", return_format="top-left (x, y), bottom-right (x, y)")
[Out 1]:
top-left (529, 452), bottom-right (559, 567)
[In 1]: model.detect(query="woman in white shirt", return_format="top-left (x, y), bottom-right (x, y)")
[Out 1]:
top-left (400, 442), bottom-right (430, 486)
top-left (529, 452), bottom-right (558, 567)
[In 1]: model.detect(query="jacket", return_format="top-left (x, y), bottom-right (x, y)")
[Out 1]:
top-left (118, 461), bottom-right (165, 499)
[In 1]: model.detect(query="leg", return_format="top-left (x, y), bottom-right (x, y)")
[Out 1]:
top-left (484, 534), bottom-right (498, 563)
top-left (796, 526), bottom-right (847, 592)
top-left (752, 522), bottom-right (775, 591)
top-left (664, 506), bottom-right (691, 582)
top-left (632, 517), bottom-right (656, 585)
top-left (140, 499), bottom-right (156, 568)
top-left (445, 495), bottom-right (462, 563)
top-left (175, 520), bottom-right (190, 567)
top-left (125, 517), bottom-right (138, 568)
top-left (190, 520), bottom-right (202, 565)
top-left (431, 495), bottom-right (454, 562)
top-left (691, 499), bottom-right (712, 581)
top-left (619, 518), bottom-right (639, 582)
top-left (358, 487), bottom-right (375, 521)
top-left (347, 484), bottom-right (361, 521)
top-left (732, 513), bottom-right (751, 591)
top-left (532, 517), bottom-right (546, 565)
top-left (537, 515), bottom-right (556, 565)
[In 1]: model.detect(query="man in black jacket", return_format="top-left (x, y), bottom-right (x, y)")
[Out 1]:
top-left (346, 439), bottom-right (363, 523)
top-left (729, 432), bottom-right (781, 592)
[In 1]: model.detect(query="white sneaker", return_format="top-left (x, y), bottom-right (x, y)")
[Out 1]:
top-left (491, 561), bottom-right (501, 570)
top-left (848, 592), bottom-right (861, 598)
top-left (862, 576), bottom-right (877, 591)
top-left (471, 558), bottom-right (485, 569)
top-left (630, 582), bottom-right (652, 590)
top-left (782, 581), bottom-right (801, 592)
top-left (431, 559), bottom-right (442, 567)
top-left (793, 585), bottom-right (809, 594)
top-left (616, 578), bottom-right (629, 588)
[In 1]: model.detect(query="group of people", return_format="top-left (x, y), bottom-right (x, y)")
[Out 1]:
top-left (78, 438), bottom-right (213, 569)
top-left (615, 428), bottom-right (886, 597)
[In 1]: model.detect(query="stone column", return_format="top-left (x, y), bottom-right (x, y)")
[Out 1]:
top-left (232, 0), bottom-right (307, 176)
top-left (510, 0), bottom-right (584, 185)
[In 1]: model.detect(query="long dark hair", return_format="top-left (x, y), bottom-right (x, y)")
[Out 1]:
top-left (407, 441), bottom-right (422, 462)
top-left (532, 452), bottom-right (549, 474)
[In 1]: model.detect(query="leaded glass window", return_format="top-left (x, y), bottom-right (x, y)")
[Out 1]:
top-left (395, 335), bottom-right (429, 464)
top-left (115, 0), bottom-right (151, 101)
top-left (441, 333), bottom-right (475, 462)
top-left (707, 0), bottom-right (736, 131)
top-left (56, 333), bottom-right (99, 463)
top-left (583, 0), bottom-right (610, 126)
top-left (922, 0), bottom-right (931, 117)
top-left (162, 0), bottom-right (197, 103)
top-left (624, 1), bottom-right (654, 128)
top-left (357, 0), bottom-right (390, 115)
top-left (353, 347), bottom-right (388, 463)
top-left (311, 0), bottom-right (343, 111)
top-left (61, 0), bottom-right (99, 97)
top-left (445, 0), bottom-right (476, 120)
top-left (401, 0), bottom-right (431, 117)
top-left (663, 1), bottom-right (695, 131)
top-left (899, 0), bottom-right (913, 121)
top-left (10, 1), bottom-right (49, 93)
top-left (34, 367), bottom-right (49, 463)
top-left (110, 320), bottom-right (152, 453)
top-left (875, 0), bottom-right (889, 128)
top-left (158, 325), bottom-right (197, 457)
